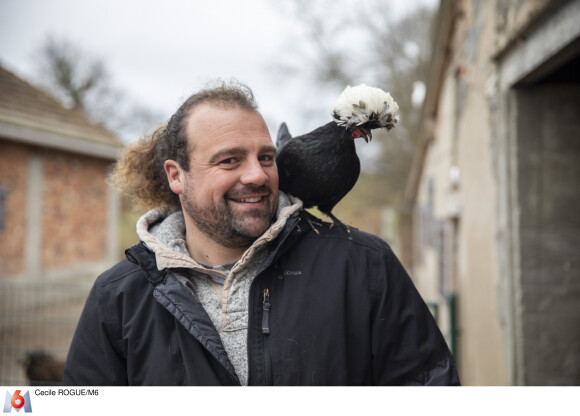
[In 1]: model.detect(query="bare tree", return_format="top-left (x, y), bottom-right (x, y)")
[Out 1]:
top-left (274, 0), bottom-right (436, 203)
top-left (33, 35), bottom-right (162, 141)
top-left (37, 36), bottom-right (107, 109)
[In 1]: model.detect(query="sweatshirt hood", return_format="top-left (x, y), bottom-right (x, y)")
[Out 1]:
top-left (135, 191), bottom-right (302, 271)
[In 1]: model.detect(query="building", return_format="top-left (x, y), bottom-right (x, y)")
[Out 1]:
top-left (0, 64), bottom-right (122, 384)
top-left (404, 0), bottom-right (580, 385)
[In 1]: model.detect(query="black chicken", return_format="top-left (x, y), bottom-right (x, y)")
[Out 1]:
top-left (276, 84), bottom-right (399, 232)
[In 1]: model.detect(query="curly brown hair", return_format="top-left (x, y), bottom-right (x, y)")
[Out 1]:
top-left (111, 79), bottom-right (258, 211)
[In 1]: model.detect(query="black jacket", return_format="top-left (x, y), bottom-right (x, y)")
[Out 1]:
top-left (63, 215), bottom-right (459, 386)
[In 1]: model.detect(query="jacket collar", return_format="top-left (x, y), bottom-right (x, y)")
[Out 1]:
top-left (125, 241), bottom-right (167, 285)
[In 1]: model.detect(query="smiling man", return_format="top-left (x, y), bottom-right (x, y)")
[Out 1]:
top-left (166, 102), bottom-right (279, 264)
top-left (62, 80), bottom-right (459, 386)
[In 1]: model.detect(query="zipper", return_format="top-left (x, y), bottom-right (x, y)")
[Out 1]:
top-left (247, 216), bottom-right (301, 385)
top-left (262, 288), bottom-right (273, 385)
top-left (262, 288), bottom-right (271, 334)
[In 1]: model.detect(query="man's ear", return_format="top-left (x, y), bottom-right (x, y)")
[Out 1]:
top-left (164, 160), bottom-right (185, 195)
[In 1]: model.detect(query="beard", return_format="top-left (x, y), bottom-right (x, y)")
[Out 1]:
top-left (181, 180), bottom-right (278, 249)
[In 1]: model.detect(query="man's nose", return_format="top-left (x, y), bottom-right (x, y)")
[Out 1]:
top-left (240, 159), bottom-right (268, 185)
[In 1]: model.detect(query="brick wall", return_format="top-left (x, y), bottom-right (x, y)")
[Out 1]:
top-left (42, 149), bottom-right (111, 269)
top-left (0, 141), bottom-right (28, 276)
top-left (0, 140), bottom-right (114, 277)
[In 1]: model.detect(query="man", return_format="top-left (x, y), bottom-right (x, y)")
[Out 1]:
top-left (63, 81), bottom-right (460, 386)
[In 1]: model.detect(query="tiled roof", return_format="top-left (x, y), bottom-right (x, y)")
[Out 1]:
top-left (0, 64), bottom-right (121, 159)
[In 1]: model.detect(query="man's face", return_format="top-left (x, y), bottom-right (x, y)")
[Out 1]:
top-left (179, 104), bottom-right (279, 249)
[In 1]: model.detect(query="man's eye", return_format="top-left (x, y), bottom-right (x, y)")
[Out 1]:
top-left (220, 158), bottom-right (237, 165)
top-left (259, 155), bottom-right (275, 163)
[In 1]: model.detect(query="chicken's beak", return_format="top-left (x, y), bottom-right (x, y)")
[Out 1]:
top-left (352, 128), bottom-right (372, 142)
top-left (363, 130), bottom-right (372, 143)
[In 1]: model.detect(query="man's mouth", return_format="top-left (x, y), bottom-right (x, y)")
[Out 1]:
top-left (225, 186), bottom-right (272, 204)
top-left (227, 186), bottom-right (272, 205)
top-left (228, 191), bottom-right (271, 204)
top-left (231, 196), bottom-right (264, 203)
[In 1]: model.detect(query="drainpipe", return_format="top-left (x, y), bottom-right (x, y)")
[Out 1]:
top-left (447, 293), bottom-right (458, 362)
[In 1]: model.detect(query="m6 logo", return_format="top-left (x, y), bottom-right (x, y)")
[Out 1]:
top-left (3, 391), bottom-right (32, 413)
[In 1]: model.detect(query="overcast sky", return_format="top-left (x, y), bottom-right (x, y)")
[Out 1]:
top-left (0, 0), bottom-right (437, 142)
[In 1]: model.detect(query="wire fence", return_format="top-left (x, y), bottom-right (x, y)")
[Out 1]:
top-left (0, 280), bottom-right (92, 385)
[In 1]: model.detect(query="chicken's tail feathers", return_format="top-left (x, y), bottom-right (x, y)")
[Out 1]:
top-left (331, 84), bottom-right (399, 132)
top-left (276, 122), bottom-right (292, 149)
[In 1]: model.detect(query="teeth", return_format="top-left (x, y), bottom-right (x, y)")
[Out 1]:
top-left (237, 197), bottom-right (261, 203)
